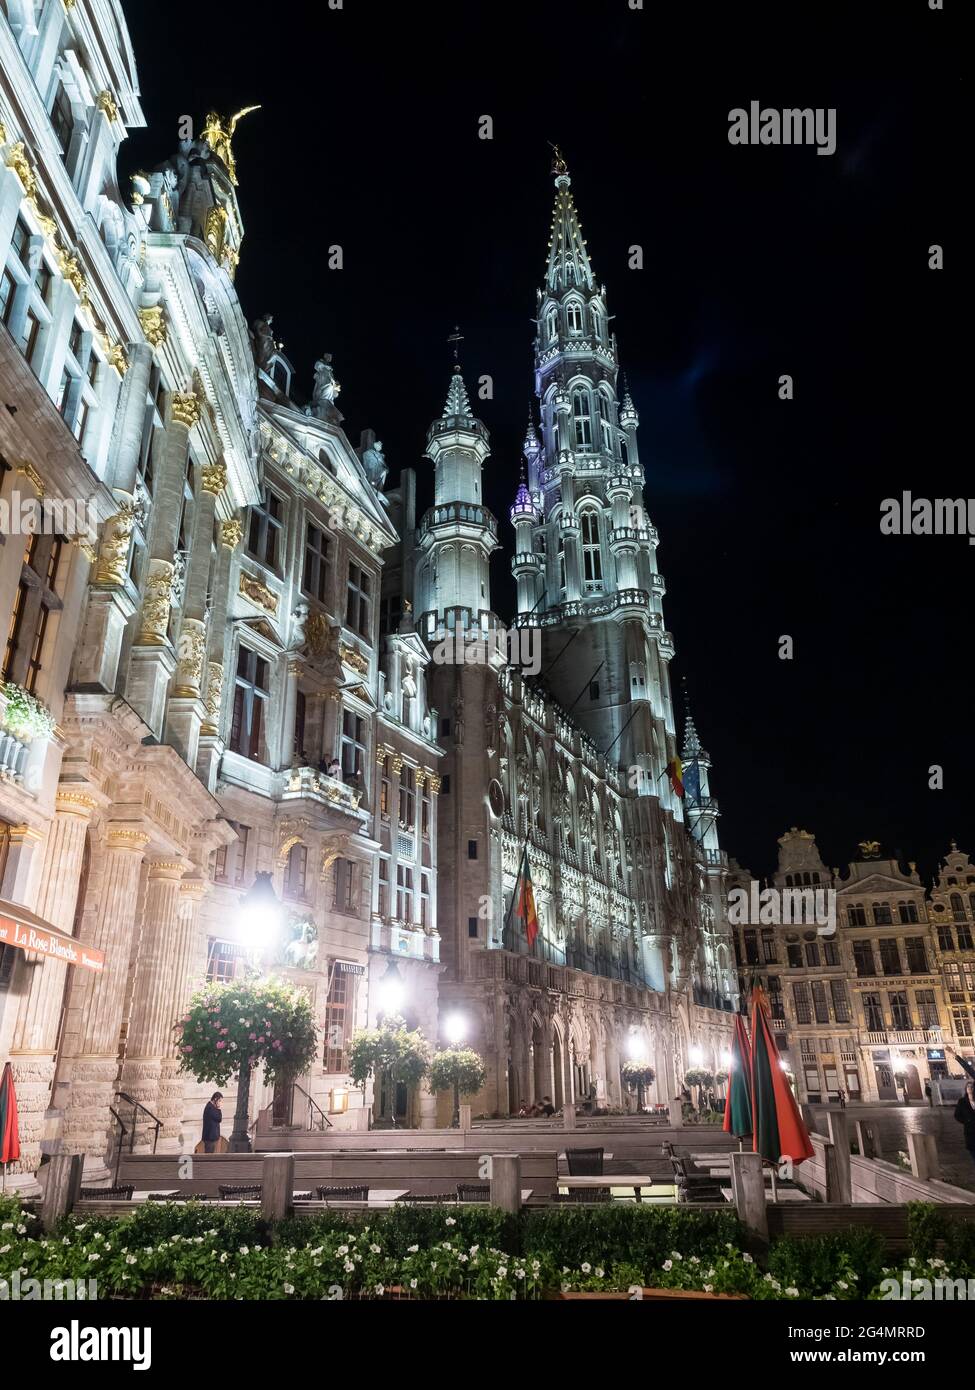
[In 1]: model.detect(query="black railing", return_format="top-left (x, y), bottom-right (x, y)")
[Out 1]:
top-left (115, 1092), bottom-right (162, 1154)
top-left (294, 1082), bottom-right (332, 1130)
top-left (107, 1107), bottom-right (128, 1186)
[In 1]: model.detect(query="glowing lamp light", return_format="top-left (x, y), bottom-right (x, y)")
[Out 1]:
top-left (377, 958), bottom-right (405, 1017)
top-left (626, 1031), bottom-right (648, 1062)
top-left (238, 871), bottom-right (282, 958)
top-left (444, 1012), bottom-right (467, 1046)
top-left (689, 1045), bottom-right (704, 1066)
top-left (720, 1049), bottom-right (733, 1069)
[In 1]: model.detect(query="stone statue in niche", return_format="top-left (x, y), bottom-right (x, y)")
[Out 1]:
top-left (357, 429), bottom-right (388, 489)
top-left (251, 313), bottom-right (276, 369)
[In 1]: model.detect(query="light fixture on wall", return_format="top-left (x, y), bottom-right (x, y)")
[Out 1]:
top-left (377, 957), bottom-right (405, 1018)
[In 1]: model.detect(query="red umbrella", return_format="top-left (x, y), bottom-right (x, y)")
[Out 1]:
top-left (750, 986), bottom-right (814, 1165)
top-left (0, 1061), bottom-right (20, 1189)
top-left (723, 1012), bottom-right (753, 1139)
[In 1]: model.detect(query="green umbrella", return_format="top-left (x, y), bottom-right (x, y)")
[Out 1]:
top-left (723, 1012), bottom-right (753, 1139)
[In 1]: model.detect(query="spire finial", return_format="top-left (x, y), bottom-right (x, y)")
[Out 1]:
top-left (549, 142), bottom-right (568, 178)
top-left (447, 324), bottom-right (464, 367)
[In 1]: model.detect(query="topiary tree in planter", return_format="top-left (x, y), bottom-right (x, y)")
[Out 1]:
top-left (428, 1048), bottom-right (487, 1127)
top-left (176, 977), bottom-right (318, 1151)
top-left (621, 1061), bottom-right (656, 1112)
top-left (349, 1016), bottom-right (430, 1128)
top-left (684, 1068), bottom-right (715, 1113)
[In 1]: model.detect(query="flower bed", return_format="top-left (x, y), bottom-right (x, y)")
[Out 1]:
top-left (1, 1197), bottom-right (972, 1302)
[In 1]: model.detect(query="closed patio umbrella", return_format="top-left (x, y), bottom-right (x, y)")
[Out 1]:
top-left (750, 986), bottom-right (814, 1166)
top-left (723, 1012), bottom-right (753, 1140)
top-left (0, 1061), bottom-right (20, 1190)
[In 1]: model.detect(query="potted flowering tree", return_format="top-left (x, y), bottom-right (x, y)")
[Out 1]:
top-left (621, 1061), bottom-right (656, 1112)
top-left (176, 977), bottom-right (318, 1151)
top-left (428, 1048), bottom-right (487, 1127)
top-left (349, 1016), bottom-right (430, 1128)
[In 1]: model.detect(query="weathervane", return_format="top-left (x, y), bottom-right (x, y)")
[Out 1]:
top-left (447, 325), bottom-right (464, 366)
top-left (549, 142), bottom-right (568, 176)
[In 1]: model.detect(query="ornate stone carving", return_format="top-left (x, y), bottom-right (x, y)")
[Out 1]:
top-left (94, 499), bottom-right (142, 586)
top-left (4, 142), bottom-right (37, 201)
top-left (202, 662), bottom-right (223, 734)
top-left (339, 642), bottom-right (368, 674)
top-left (174, 618), bottom-right (207, 696)
top-left (221, 517), bottom-right (244, 549)
top-left (97, 91), bottom-right (119, 123)
top-left (172, 390), bottom-right (202, 429)
top-left (201, 457), bottom-right (227, 494)
top-left (238, 570), bottom-right (278, 614)
top-left (137, 559), bottom-right (176, 645)
top-left (138, 305), bottom-right (167, 348)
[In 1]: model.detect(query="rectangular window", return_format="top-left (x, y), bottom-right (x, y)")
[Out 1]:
top-left (467, 839), bottom-right (478, 860)
top-left (957, 924), bottom-right (975, 951)
top-left (206, 938), bottom-right (245, 984)
top-left (937, 925), bottom-right (955, 952)
top-left (441, 775), bottom-right (451, 795)
top-left (863, 992), bottom-right (884, 1031)
top-left (420, 871), bottom-right (430, 928)
top-left (899, 901), bottom-right (919, 924)
top-left (341, 709), bottom-right (367, 785)
top-left (379, 756), bottom-right (391, 818)
top-left (952, 1007), bottom-right (973, 1038)
top-left (303, 522), bottom-right (330, 603)
top-left (396, 864), bottom-right (413, 922)
top-left (879, 939), bottom-right (902, 976)
top-left (377, 857), bottom-right (389, 917)
top-left (915, 989), bottom-right (939, 1029)
top-left (247, 489), bottom-right (283, 569)
top-left (786, 943), bottom-right (802, 968)
top-left (324, 966), bottom-right (355, 1072)
top-left (51, 85), bottom-right (74, 158)
top-left (229, 646), bottom-right (270, 762)
top-left (2, 534), bottom-right (63, 691)
top-left (847, 905), bottom-right (867, 927)
top-left (811, 980), bottom-right (830, 1024)
top-left (284, 844), bottom-right (308, 900)
top-left (823, 939), bottom-right (840, 966)
top-left (792, 982), bottom-right (812, 1024)
top-left (743, 930), bottom-right (759, 966)
top-left (761, 929), bottom-right (778, 964)
top-left (829, 980), bottom-right (851, 1022)
top-left (803, 1066), bottom-right (820, 1097)
top-left (889, 990), bottom-right (911, 1031)
top-left (468, 916), bottom-right (479, 939)
top-left (345, 562), bottom-right (372, 639)
top-left (334, 858), bottom-right (356, 913)
top-left (421, 781), bottom-right (432, 839)
top-left (805, 942), bottom-right (820, 967)
top-left (905, 937), bottom-right (928, 974)
top-left (398, 765), bottom-right (416, 830)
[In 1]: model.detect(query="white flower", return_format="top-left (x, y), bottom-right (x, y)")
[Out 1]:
top-left (663, 1260), bottom-right (673, 1272)
top-left (374, 1284), bottom-right (385, 1295)
top-left (239, 1245), bottom-right (250, 1255)
top-left (410, 1279), bottom-right (417, 1289)
top-left (670, 1250), bottom-right (683, 1261)
top-left (407, 1245), bottom-right (418, 1254)
top-left (14, 1225), bottom-right (25, 1235)
top-left (126, 1255), bottom-right (137, 1266)
top-left (561, 1282), bottom-right (571, 1293)
top-left (785, 1286), bottom-right (799, 1297)
top-left (689, 1256), bottom-right (700, 1265)
top-left (837, 1280), bottom-right (848, 1290)
top-left (0, 1245), bottom-right (9, 1255)
top-left (88, 1253), bottom-right (99, 1262)
top-left (0, 1223), bottom-right (12, 1231)
top-left (283, 1282), bottom-right (295, 1295)
top-left (497, 1267), bottom-right (507, 1279)
top-left (595, 1268), bottom-right (604, 1278)
top-left (337, 1244), bottom-right (349, 1256)
top-left (445, 1217), bottom-right (456, 1226)
top-left (220, 1252), bottom-right (229, 1264)
top-left (742, 1252), bottom-right (754, 1264)
top-left (470, 1245), bottom-right (480, 1255)
top-left (370, 1244), bottom-right (381, 1254)
top-left (704, 1284), bottom-right (714, 1293)
top-left (344, 1260), bottom-right (355, 1273)
top-left (581, 1262), bottom-right (591, 1274)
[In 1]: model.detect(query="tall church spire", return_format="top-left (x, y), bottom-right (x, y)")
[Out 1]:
top-left (544, 148), bottom-right (595, 294)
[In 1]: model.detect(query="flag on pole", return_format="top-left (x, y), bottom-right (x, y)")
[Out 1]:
top-left (513, 846), bottom-right (539, 948)
top-left (665, 757), bottom-right (684, 799)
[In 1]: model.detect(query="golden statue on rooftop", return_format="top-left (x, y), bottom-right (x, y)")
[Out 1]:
top-left (201, 106), bottom-right (261, 185)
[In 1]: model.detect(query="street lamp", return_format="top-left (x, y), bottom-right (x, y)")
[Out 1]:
top-left (689, 1044), bottom-right (704, 1066)
top-left (377, 957), bottom-right (405, 1020)
top-left (238, 871), bottom-right (283, 962)
top-left (443, 1012), bottom-right (467, 1127)
top-left (229, 872), bottom-right (283, 1152)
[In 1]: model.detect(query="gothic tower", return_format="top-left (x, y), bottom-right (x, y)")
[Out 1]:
top-left (510, 152), bottom-right (692, 989)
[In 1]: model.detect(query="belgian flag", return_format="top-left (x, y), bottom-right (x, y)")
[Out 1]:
top-left (513, 846), bottom-right (539, 949)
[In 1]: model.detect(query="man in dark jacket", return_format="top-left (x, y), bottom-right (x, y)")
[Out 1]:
top-left (202, 1092), bottom-right (223, 1153)
top-left (954, 1082), bottom-right (975, 1169)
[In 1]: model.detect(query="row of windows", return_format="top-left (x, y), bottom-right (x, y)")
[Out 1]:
top-left (852, 937), bottom-right (930, 977)
top-left (861, 988), bottom-right (941, 1033)
top-left (544, 299), bottom-right (605, 344)
top-left (376, 860), bottom-right (433, 927)
top-left (792, 979), bottom-right (851, 1025)
top-left (847, 900), bottom-right (921, 926)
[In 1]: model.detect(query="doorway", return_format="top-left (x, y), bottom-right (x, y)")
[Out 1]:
top-left (874, 1061), bottom-right (896, 1100)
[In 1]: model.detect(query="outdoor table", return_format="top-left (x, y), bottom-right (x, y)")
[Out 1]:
top-left (557, 1175), bottom-right (673, 1203)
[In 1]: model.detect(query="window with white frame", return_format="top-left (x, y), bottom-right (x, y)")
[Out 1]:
top-left (334, 858), bottom-right (356, 913)
top-left (572, 389), bottom-right (592, 448)
top-left (597, 392), bottom-right (613, 452)
top-left (340, 708), bottom-right (367, 785)
top-left (247, 488), bottom-right (284, 569)
top-left (546, 306), bottom-right (558, 342)
top-left (3, 531), bottom-right (64, 693)
top-left (229, 645), bottom-right (270, 763)
top-left (566, 300), bottom-right (583, 334)
top-left (1, 215), bottom-right (51, 368)
top-left (396, 863), bottom-right (414, 922)
top-left (303, 521), bottom-right (331, 603)
top-left (580, 509), bottom-right (602, 583)
top-left (283, 842), bottom-right (308, 900)
top-left (346, 561), bottom-right (372, 639)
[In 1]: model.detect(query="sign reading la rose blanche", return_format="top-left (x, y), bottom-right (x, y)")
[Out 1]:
top-left (0, 915), bottom-right (104, 972)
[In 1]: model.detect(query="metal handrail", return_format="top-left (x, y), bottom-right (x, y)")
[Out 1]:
top-left (108, 1106), bottom-right (128, 1186)
top-left (294, 1082), bottom-right (332, 1130)
top-left (115, 1091), bottom-right (162, 1154)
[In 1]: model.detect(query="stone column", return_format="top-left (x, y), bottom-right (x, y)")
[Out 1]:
top-left (197, 516), bottom-right (242, 788)
top-left (58, 825), bottom-right (150, 1169)
top-left (6, 792), bottom-right (97, 1182)
top-left (157, 871), bottom-right (209, 1149)
top-left (166, 458), bottom-right (226, 767)
top-left (117, 860), bottom-right (185, 1149)
top-left (127, 393), bottom-right (200, 735)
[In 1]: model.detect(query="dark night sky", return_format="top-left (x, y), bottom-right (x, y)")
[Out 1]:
top-left (121, 0), bottom-right (964, 883)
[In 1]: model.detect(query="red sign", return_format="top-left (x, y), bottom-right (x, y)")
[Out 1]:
top-left (0, 915), bottom-right (105, 972)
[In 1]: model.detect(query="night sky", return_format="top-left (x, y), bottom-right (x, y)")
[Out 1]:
top-left (121, 0), bottom-right (963, 882)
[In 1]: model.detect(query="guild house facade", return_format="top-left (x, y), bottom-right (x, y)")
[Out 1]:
top-left (0, 0), bottom-right (730, 1187)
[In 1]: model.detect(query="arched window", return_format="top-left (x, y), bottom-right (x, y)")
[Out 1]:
top-left (580, 509), bottom-right (602, 582)
top-left (597, 392), bottom-right (613, 451)
top-left (572, 390), bottom-right (592, 449)
top-left (546, 307), bottom-right (558, 342)
top-left (566, 300), bottom-right (583, 334)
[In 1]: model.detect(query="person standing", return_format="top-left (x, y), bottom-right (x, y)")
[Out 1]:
top-left (202, 1092), bottom-right (223, 1153)
top-left (954, 1081), bottom-right (975, 1171)
top-left (924, 1081), bottom-right (933, 1107)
